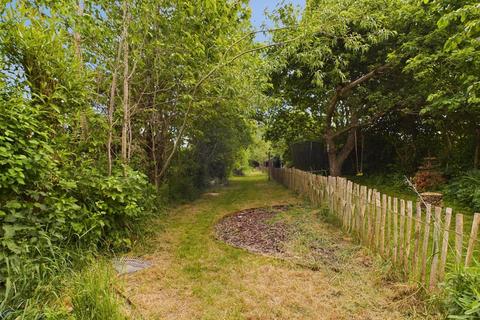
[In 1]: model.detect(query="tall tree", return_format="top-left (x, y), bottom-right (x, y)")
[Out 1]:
top-left (398, 0), bottom-right (480, 170)
top-left (267, 0), bottom-right (402, 176)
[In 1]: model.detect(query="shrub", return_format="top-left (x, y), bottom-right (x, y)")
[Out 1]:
top-left (0, 98), bottom-right (154, 255)
top-left (0, 97), bottom-right (155, 314)
top-left (444, 170), bottom-right (480, 212)
top-left (61, 165), bottom-right (155, 249)
top-left (444, 265), bottom-right (480, 319)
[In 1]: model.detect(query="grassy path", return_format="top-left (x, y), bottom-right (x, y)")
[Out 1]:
top-left (123, 173), bottom-right (435, 320)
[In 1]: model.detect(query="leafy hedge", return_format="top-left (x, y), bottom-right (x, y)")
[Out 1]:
top-left (0, 97), bottom-right (155, 311)
top-left (444, 170), bottom-right (480, 212)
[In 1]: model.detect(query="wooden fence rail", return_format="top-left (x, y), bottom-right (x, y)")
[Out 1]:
top-left (270, 167), bottom-right (480, 290)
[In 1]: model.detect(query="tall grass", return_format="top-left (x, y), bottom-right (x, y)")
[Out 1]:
top-left (1, 250), bottom-right (126, 319)
top-left (1, 240), bottom-right (73, 319)
top-left (66, 262), bottom-right (127, 320)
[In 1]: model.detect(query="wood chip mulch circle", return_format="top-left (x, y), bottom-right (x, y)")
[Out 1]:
top-left (215, 205), bottom-right (291, 256)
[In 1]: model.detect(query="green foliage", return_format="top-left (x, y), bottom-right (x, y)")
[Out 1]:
top-left (349, 173), bottom-right (417, 200)
top-left (444, 265), bottom-right (480, 319)
top-left (65, 262), bottom-right (127, 320)
top-left (0, 242), bottom-right (73, 319)
top-left (0, 96), bottom-right (60, 258)
top-left (402, 0), bottom-right (480, 114)
top-left (245, 125), bottom-right (271, 165)
top-left (0, 92), bottom-right (154, 314)
top-left (163, 152), bottom-right (204, 202)
top-left (3, 260), bottom-right (128, 320)
top-left (444, 170), bottom-right (480, 212)
top-left (0, 97), bottom-right (153, 253)
top-left (264, 0), bottom-right (409, 174)
top-left (398, 0), bottom-right (480, 172)
top-left (163, 109), bottom-right (253, 201)
top-left (0, 0), bottom-right (266, 318)
top-left (62, 165), bottom-right (155, 249)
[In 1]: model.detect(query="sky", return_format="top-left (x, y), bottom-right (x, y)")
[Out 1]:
top-left (250, 0), bottom-right (305, 41)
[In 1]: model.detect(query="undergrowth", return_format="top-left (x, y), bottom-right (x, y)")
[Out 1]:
top-left (22, 260), bottom-right (126, 320)
top-left (444, 170), bottom-right (480, 213)
top-left (443, 263), bottom-right (480, 319)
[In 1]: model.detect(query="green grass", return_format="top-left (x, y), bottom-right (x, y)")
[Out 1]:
top-left (0, 252), bottom-right (126, 320)
top-left (348, 174), bottom-right (476, 216)
top-left (123, 171), bottom-right (440, 319)
top-left (67, 262), bottom-right (127, 320)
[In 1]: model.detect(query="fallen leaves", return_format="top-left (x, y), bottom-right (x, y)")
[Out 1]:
top-left (215, 205), bottom-right (291, 256)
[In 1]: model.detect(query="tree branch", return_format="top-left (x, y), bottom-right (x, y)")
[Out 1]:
top-left (156, 34), bottom-right (304, 181)
top-left (325, 64), bottom-right (391, 132)
top-left (339, 64), bottom-right (391, 95)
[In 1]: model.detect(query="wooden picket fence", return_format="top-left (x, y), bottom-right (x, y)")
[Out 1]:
top-left (270, 167), bottom-right (480, 290)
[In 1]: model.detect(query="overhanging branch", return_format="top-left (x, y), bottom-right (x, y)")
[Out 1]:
top-left (156, 31), bottom-right (304, 181)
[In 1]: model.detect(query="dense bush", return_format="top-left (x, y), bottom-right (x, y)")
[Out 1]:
top-left (444, 265), bottom-right (480, 319)
top-left (0, 98), bottom-right (154, 252)
top-left (0, 96), bottom-right (155, 313)
top-left (444, 170), bottom-right (480, 212)
top-left (162, 151), bottom-right (203, 202)
top-left (350, 172), bottom-right (416, 197)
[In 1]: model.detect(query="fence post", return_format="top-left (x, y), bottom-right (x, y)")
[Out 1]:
top-left (465, 213), bottom-right (480, 267)
top-left (353, 186), bottom-right (358, 232)
top-left (375, 192), bottom-right (381, 251)
top-left (404, 201), bottom-right (413, 273)
top-left (360, 186), bottom-right (367, 244)
top-left (386, 196), bottom-right (392, 257)
top-left (439, 208), bottom-right (452, 281)
top-left (393, 197), bottom-right (399, 265)
top-left (399, 199), bottom-right (405, 267)
top-left (368, 190), bottom-right (377, 249)
top-left (412, 202), bottom-right (422, 278)
top-left (455, 214), bottom-right (463, 266)
top-left (380, 194), bottom-right (387, 256)
top-left (429, 206), bottom-right (442, 290)
top-left (421, 204), bottom-right (432, 284)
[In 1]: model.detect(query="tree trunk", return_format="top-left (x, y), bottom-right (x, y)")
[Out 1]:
top-left (106, 2), bottom-right (128, 175)
top-left (152, 131), bottom-right (159, 189)
top-left (475, 127), bottom-right (480, 169)
top-left (325, 134), bottom-right (355, 177)
top-left (121, 0), bottom-right (130, 172)
top-left (321, 66), bottom-right (389, 177)
top-left (73, 0), bottom-right (84, 61)
top-left (73, 0), bottom-right (89, 140)
top-left (325, 127), bottom-right (357, 177)
top-left (328, 153), bottom-right (342, 177)
top-left (107, 72), bottom-right (117, 176)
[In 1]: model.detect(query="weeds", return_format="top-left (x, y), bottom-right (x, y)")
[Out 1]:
top-left (443, 263), bottom-right (480, 319)
top-left (0, 248), bottom-right (127, 320)
top-left (66, 262), bottom-right (127, 320)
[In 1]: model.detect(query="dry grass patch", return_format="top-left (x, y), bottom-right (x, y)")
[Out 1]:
top-left (121, 174), bottom-right (441, 319)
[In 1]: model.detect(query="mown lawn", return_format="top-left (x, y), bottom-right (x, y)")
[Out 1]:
top-left (122, 172), bottom-right (440, 319)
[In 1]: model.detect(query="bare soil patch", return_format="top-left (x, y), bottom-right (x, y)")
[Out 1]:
top-left (215, 205), bottom-right (291, 256)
